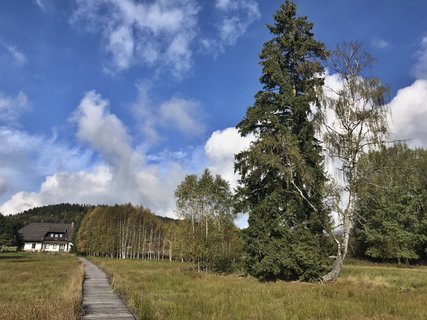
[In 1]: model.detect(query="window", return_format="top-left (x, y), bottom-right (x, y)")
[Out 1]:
top-left (53, 244), bottom-right (57, 249)
top-left (59, 234), bottom-right (63, 238)
top-left (32, 243), bottom-right (36, 249)
top-left (45, 244), bottom-right (50, 249)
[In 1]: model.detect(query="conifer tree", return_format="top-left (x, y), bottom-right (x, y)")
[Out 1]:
top-left (235, 0), bottom-right (331, 281)
top-left (354, 144), bottom-right (427, 264)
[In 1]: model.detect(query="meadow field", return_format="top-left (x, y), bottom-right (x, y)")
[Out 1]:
top-left (0, 253), bottom-right (83, 320)
top-left (91, 257), bottom-right (427, 320)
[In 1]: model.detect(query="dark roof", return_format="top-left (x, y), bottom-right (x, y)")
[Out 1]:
top-left (18, 222), bottom-right (74, 242)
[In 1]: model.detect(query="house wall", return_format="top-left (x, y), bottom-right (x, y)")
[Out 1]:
top-left (23, 242), bottom-right (72, 252)
top-left (23, 242), bottom-right (43, 252)
top-left (43, 243), bottom-right (72, 252)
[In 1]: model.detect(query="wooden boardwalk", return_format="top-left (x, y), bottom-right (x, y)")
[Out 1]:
top-left (80, 258), bottom-right (137, 320)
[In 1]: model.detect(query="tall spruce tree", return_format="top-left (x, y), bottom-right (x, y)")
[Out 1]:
top-left (235, 0), bottom-right (331, 281)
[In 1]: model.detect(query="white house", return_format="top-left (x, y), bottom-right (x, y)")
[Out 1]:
top-left (18, 222), bottom-right (74, 252)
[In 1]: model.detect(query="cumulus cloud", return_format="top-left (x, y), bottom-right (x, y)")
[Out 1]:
top-left (71, 91), bottom-right (187, 214)
top-left (0, 106), bottom-right (253, 217)
top-left (132, 83), bottom-right (205, 144)
top-left (0, 127), bottom-right (93, 207)
top-left (73, 91), bottom-right (134, 166)
top-left (159, 98), bottom-right (205, 137)
top-left (203, 127), bottom-right (254, 229)
top-left (0, 91), bottom-right (31, 125)
top-left (205, 127), bottom-right (253, 189)
top-left (71, 0), bottom-right (199, 76)
top-left (215, 0), bottom-right (260, 46)
top-left (202, 0), bottom-right (260, 53)
top-left (71, 0), bottom-right (260, 76)
top-left (389, 80), bottom-right (427, 148)
top-left (0, 91), bottom-right (187, 216)
top-left (0, 166), bottom-right (111, 215)
top-left (388, 37), bottom-right (427, 148)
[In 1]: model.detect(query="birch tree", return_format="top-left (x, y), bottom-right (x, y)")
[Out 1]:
top-left (175, 169), bottom-right (240, 272)
top-left (321, 42), bottom-right (390, 281)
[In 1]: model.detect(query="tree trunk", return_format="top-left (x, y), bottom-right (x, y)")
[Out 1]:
top-left (322, 256), bottom-right (343, 282)
top-left (322, 194), bottom-right (353, 282)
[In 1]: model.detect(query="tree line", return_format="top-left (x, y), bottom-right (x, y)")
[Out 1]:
top-left (76, 170), bottom-right (242, 273)
top-left (77, 204), bottom-right (176, 260)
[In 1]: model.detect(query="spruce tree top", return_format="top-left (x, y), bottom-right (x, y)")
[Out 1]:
top-left (238, 0), bottom-right (327, 138)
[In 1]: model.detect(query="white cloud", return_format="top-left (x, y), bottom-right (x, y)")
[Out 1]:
top-left (0, 99), bottom-right (253, 217)
top-left (203, 127), bottom-right (254, 229)
top-left (2, 44), bottom-right (27, 65)
top-left (389, 79), bottom-right (427, 148)
top-left (0, 127), bottom-right (93, 206)
top-left (215, 0), bottom-right (260, 47)
top-left (0, 91), bottom-right (31, 125)
top-left (71, 0), bottom-right (199, 76)
top-left (205, 127), bottom-right (253, 190)
top-left (159, 97), bottom-right (205, 137)
top-left (370, 38), bottom-right (389, 49)
top-left (71, 0), bottom-right (260, 76)
top-left (0, 166), bottom-right (111, 215)
top-left (132, 83), bottom-right (205, 144)
top-left (413, 36), bottom-right (427, 80)
top-left (35, 0), bottom-right (53, 13)
top-left (216, 0), bottom-right (232, 10)
top-left (72, 91), bottom-right (134, 166)
top-left (388, 37), bottom-right (427, 148)
top-left (107, 25), bottom-right (135, 70)
top-left (0, 91), bottom-right (187, 216)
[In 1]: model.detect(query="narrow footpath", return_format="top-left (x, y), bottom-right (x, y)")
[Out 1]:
top-left (79, 258), bottom-right (137, 320)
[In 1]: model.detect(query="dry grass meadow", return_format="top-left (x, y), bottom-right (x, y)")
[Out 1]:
top-left (1, 252), bottom-right (426, 320)
top-left (0, 253), bottom-right (83, 320)
top-left (91, 257), bottom-right (427, 320)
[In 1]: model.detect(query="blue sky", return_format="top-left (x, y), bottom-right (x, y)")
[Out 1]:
top-left (1, 0), bottom-right (427, 218)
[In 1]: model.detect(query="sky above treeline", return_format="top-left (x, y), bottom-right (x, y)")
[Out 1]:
top-left (0, 0), bottom-right (426, 219)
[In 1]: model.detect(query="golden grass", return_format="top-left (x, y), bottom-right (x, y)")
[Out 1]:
top-left (0, 253), bottom-right (84, 320)
top-left (90, 257), bottom-right (427, 320)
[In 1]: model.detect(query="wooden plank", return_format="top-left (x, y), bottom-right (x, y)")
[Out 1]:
top-left (80, 258), bottom-right (137, 320)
